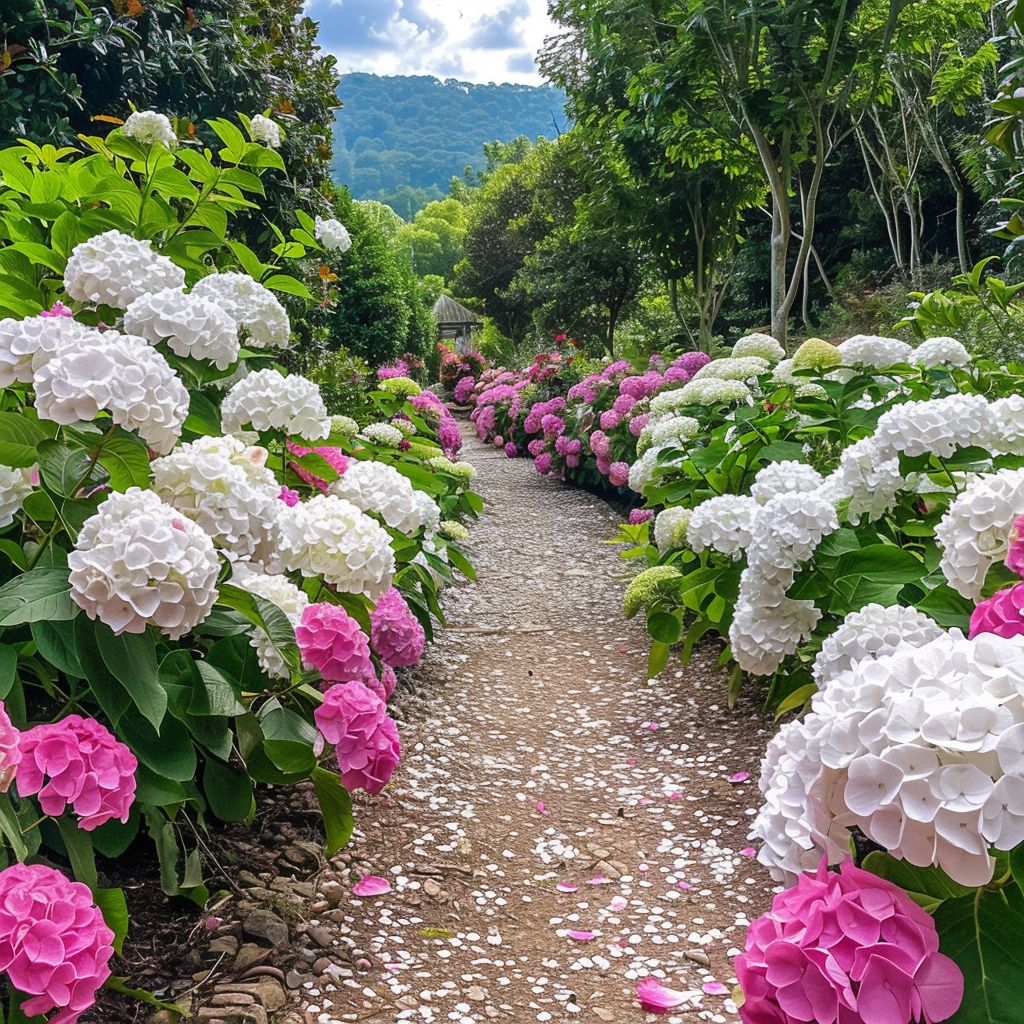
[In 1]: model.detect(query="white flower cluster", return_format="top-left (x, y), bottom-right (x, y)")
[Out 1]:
top-left (673, 378), bottom-right (754, 407)
top-left (34, 331), bottom-right (189, 453)
top-left (730, 576), bottom-right (822, 676)
top-left (811, 603), bottom-right (945, 685)
top-left (191, 273), bottom-right (291, 350)
top-left (232, 564), bottom-right (309, 680)
top-left (249, 114), bottom-right (281, 149)
top-left (936, 468), bottom-right (1024, 600)
top-left (68, 488), bottom-right (219, 639)
top-left (732, 333), bottom-right (785, 364)
top-left (0, 316), bottom-right (101, 387)
top-left (153, 435), bottom-right (281, 564)
top-left (0, 465), bottom-right (34, 528)
top-left (654, 506), bottom-right (691, 554)
top-left (686, 495), bottom-right (758, 558)
top-left (750, 461), bottom-right (824, 505)
top-left (754, 631), bottom-right (1024, 887)
top-left (276, 494), bottom-right (395, 598)
top-left (694, 356), bottom-right (770, 381)
top-left (331, 460), bottom-right (430, 536)
top-left (122, 111), bottom-right (176, 148)
top-left (872, 393), bottom-right (995, 459)
top-left (914, 336), bottom-right (972, 369)
top-left (642, 415), bottom-right (700, 452)
top-left (360, 422), bottom-right (404, 449)
top-left (332, 415), bottom-right (360, 437)
top-left (221, 369), bottom-right (330, 442)
top-left (412, 488), bottom-right (441, 537)
top-left (835, 334), bottom-right (914, 369)
top-left (315, 217), bottom-right (352, 252)
top-left (747, 493), bottom-right (839, 582)
top-left (821, 438), bottom-right (903, 523)
top-left (64, 230), bottom-right (185, 309)
top-left (124, 288), bottom-right (240, 370)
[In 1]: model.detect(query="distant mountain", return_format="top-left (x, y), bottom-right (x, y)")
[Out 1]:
top-left (332, 73), bottom-right (569, 219)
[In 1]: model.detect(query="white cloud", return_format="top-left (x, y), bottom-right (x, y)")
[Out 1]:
top-left (307, 0), bottom-right (556, 85)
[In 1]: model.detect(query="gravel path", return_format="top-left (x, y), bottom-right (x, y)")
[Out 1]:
top-left (297, 429), bottom-right (776, 1024)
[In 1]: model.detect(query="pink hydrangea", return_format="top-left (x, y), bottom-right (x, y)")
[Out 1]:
top-left (969, 582), bottom-right (1024, 639)
top-left (377, 359), bottom-right (409, 380)
top-left (527, 439), bottom-right (546, 456)
top-left (613, 394), bottom-right (637, 415)
top-left (601, 360), bottom-right (631, 379)
top-left (0, 863), bottom-right (114, 1024)
top-left (505, 442), bottom-right (518, 458)
top-left (16, 716), bottom-right (136, 832)
top-left (40, 302), bottom-right (74, 319)
top-left (596, 457), bottom-right (612, 476)
top-left (736, 859), bottom-right (963, 1024)
top-left (541, 414), bottom-right (565, 438)
top-left (494, 435), bottom-right (505, 448)
top-left (609, 461), bottom-right (630, 488)
top-left (600, 409), bottom-right (623, 431)
top-left (629, 509), bottom-right (654, 525)
top-left (297, 603), bottom-right (376, 683)
top-left (673, 351), bottom-right (711, 376)
top-left (590, 430), bottom-right (611, 459)
top-left (663, 364), bottom-right (691, 384)
top-left (279, 486), bottom-right (300, 507)
top-left (377, 662), bottom-right (398, 700)
top-left (411, 390), bottom-right (446, 417)
top-left (371, 588), bottom-right (426, 668)
top-left (315, 682), bottom-right (401, 794)
top-left (1006, 514), bottom-right (1024, 577)
top-left (0, 701), bottom-right (20, 793)
top-left (629, 414), bottom-right (649, 437)
top-left (439, 413), bottom-right (463, 456)
top-left (287, 442), bottom-right (350, 493)
top-left (535, 453), bottom-right (553, 475)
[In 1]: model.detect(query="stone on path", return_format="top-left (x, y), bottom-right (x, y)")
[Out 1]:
top-left (298, 427), bottom-right (775, 1023)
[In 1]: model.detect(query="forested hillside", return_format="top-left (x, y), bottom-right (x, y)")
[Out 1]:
top-left (333, 74), bottom-right (568, 218)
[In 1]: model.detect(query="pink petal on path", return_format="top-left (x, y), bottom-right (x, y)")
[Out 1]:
top-left (536, 801), bottom-right (547, 814)
top-left (728, 772), bottom-right (750, 784)
top-left (353, 875), bottom-right (391, 897)
top-left (637, 978), bottom-right (691, 1014)
top-left (567, 930), bottom-right (596, 942)
top-left (740, 847), bottom-right (757, 857)
top-left (587, 875), bottom-right (613, 885)
top-left (556, 882), bottom-right (578, 893)
top-left (702, 982), bottom-right (728, 995)
top-left (609, 896), bottom-right (628, 911)
top-left (677, 881), bottom-right (691, 890)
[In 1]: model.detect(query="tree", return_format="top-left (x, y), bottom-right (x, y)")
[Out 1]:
top-left (398, 198), bottom-right (470, 281)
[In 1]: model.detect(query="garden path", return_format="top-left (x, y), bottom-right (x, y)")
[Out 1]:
top-left (296, 428), bottom-right (774, 1024)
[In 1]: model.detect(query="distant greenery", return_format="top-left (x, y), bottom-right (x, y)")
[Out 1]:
top-left (333, 73), bottom-right (568, 217)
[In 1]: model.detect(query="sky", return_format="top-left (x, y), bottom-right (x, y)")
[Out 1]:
top-left (303, 0), bottom-right (558, 86)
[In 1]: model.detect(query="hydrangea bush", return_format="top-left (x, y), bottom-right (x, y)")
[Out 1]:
top-left (0, 116), bottom-right (481, 1020)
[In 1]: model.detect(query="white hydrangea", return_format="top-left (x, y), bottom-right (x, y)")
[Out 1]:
top-left (812, 603), bottom-right (945, 684)
top-left (645, 415), bottom-right (700, 451)
top-left (730, 571), bottom-right (822, 676)
top-left (750, 461), bottom-right (825, 505)
top-left (0, 465), bottom-right (34, 527)
top-left (68, 488), bottom-right (219, 639)
top-left (754, 631), bottom-right (1024, 887)
top-left (836, 334), bottom-right (914, 369)
top-left (648, 389), bottom-right (691, 417)
top-left (124, 288), bottom-right (240, 370)
top-left (747, 493), bottom-right (839, 583)
top-left (795, 382), bottom-right (828, 399)
top-left (249, 114), bottom-right (282, 149)
top-left (872, 394), bottom-right (996, 460)
top-left (913, 336), bottom-right (972, 369)
top-left (122, 111), bottom-right (176, 148)
top-left (732, 332), bottom-right (785, 364)
top-left (936, 468), bottom-right (1024, 600)
top-left (627, 446), bottom-right (687, 496)
top-left (394, 418), bottom-right (418, 437)
top-left (232, 564), bottom-right (309, 681)
top-left (991, 395), bottom-right (1024, 455)
top-left (330, 460), bottom-right (425, 535)
top-left (820, 437), bottom-right (903, 522)
top-left (771, 358), bottom-right (800, 387)
top-left (191, 273), bottom-right (291, 350)
top-left (673, 378), bottom-right (754, 407)
top-left (64, 231), bottom-right (185, 309)
top-left (33, 331), bottom-right (189, 454)
top-left (315, 217), bottom-right (352, 252)
top-left (153, 435), bottom-right (281, 564)
top-left (411, 488), bottom-right (441, 536)
top-left (686, 495), bottom-right (759, 558)
top-left (654, 506), bottom-right (691, 554)
top-left (0, 316), bottom-right (100, 387)
top-left (276, 494), bottom-right (395, 598)
top-left (693, 356), bottom-right (770, 381)
top-left (427, 456), bottom-right (476, 481)
top-left (221, 368), bottom-right (330, 442)
top-left (331, 415), bottom-right (360, 437)
top-left (360, 422), bottom-right (404, 449)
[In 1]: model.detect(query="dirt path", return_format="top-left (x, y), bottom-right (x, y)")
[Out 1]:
top-left (296, 429), bottom-right (775, 1024)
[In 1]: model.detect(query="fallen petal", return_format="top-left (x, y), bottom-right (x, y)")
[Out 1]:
top-left (536, 801), bottom-right (547, 814)
top-left (556, 882), bottom-right (578, 893)
top-left (740, 847), bottom-right (757, 857)
top-left (637, 978), bottom-right (691, 1014)
top-left (353, 875), bottom-right (391, 897)
top-left (728, 772), bottom-right (750, 784)
top-left (702, 982), bottom-right (728, 995)
top-left (567, 930), bottom-right (596, 942)
top-left (609, 896), bottom-right (628, 911)
top-left (587, 875), bottom-right (613, 885)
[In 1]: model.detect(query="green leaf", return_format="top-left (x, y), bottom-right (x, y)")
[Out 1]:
top-left (217, 584), bottom-right (299, 672)
top-left (187, 661), bottom-right (246, 717)
top-left (0, 793), bottom-right (28, 861)
top-left (934, 886), bottom-right (1024, 1023)
top-left (93, 887), bottom-right (129, 954)
top-left (833, 545), bottom-right (923, 584)
top-left (134, 764), bottom-right (186, 807)
top-left (312, 766), bottom-right (354, 856)
top-left (203, 759), bottom-right (255, 823)
top-left (56, 817), bottom-right (98, 889)
top-left (862, 851), bottom-right (972, 911)
top-left (98, 627), bottom-right (167, 731)
top-left (647, 639), bottom-right (671, 678)
top-left (647, 611), bottom-right (681, 644)
top-left (0, 412), bottom-right (47, 468)
top-left (36, 439), bottom-right (95, 498)
top-left (917, 584), bottom-right (974, 628)
top-left (0, 645), bottom-right (16, 697)
top-left (263, 273), bottom-right (314, 299)
top-left (0, 568), bottom-right (77, 627)
top-left (260, 705), bottom-right (316, 775)
top-left (97, 432), bottom-right (151, 491)
top-left (118, 709), bottom-right (196, 781)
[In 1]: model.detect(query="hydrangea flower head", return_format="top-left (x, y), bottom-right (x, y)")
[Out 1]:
top-left (623, 566), bottom-right (681, 619)
top-left (970, 583), bottom-right (1024, 639)
top-left (361, 422), bottom-right (404, 449)
top-left (249, 113), bottom-right (282, 148)
top-left (836, 334), bottom-right (914, 369)
top-left (297, 603), bottom-right (376, 683)
top-left (232, 567), bottom-right (309, 680)
top-left (0, 863), bottom-right (115, 1023)
top-left (0, 701), bottom-right (21, 792)
top-left (0, 465), bottom-right (35, 529)
top-left (913, 336), bottom-right (971, 369)
top-left (379, 376), bottom-right (421, 397)
top-left (221, 368), bottom-right (330, 441)
top-left (315, 682), bottom-right (401, 795)
top-left (17, 715), bottom-right (137, 831)
top-left (315, 217), bottom-right (352, 252)
top-left (628, 509), bottom-right (653, 525)
top-left (791, 338), bottom-right (841, 371)
top-left (694, 356), bottom-right (770, 381)
top-left (671, 351), bottom-right (711, 377)
top-left (736, 859), bottom-right (963, 1024)
top-left (64, 230), bottom-right (185, 309)
top-left (122, 110), bottom-right (176, 148)
top-left (192, 272), bottom-right (290, 349)
top-left (732, 332), bottom-right (785, 364)
top-left (439, 520), bottom-right (469, 541)
top-left (332, 460), bottom-right (429, 535)
top-left (371, 588), bottom-right (426, 668)
top-left (1006, 514), bottom-right (1024, 578)
top-left (124, 287), bottom-right (240, 369)
top-left (654, 507), bottom-right (691, 554)
top-left (331, 414), bottom-right (360, 436)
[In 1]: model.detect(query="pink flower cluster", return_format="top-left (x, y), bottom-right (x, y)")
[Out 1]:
top-left (370, 588), bottom-right (426, 668)
top-left (16, 716), bottom-right (137, 832)
top-left (523, 398), bottom-right (565, 435)
top-left (297, 603), bottom-right (376, 683)
top-left (377, 358), bottom-right (410, 380)
top-left (0, 863), bottom-right (115, 1024)
top-left (288, 442), bottom-right (350, 493)
top-left (736, 859), bottom-right (963, 1024)
top-left (969, 582), bottom-right (1024, 639)
top-left (0, 701), bottom-right (20, 792)
top-left (315, 682), bottom-right (401, 794)
top-left (454, 375), bottom-right (477, 404)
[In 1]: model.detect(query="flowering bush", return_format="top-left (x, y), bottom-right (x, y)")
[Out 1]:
top-left (0, 114), bottom-right (482, 1017)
